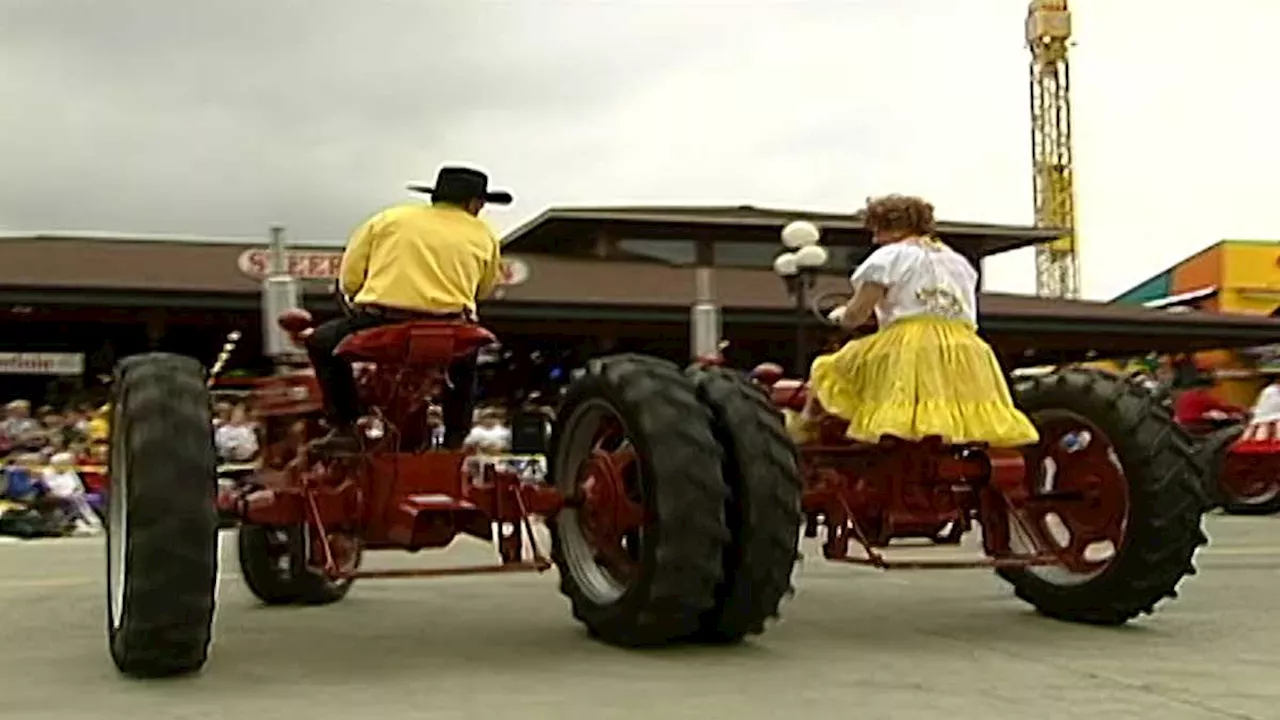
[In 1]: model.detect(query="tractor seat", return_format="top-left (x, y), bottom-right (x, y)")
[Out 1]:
top-left (771, 379), bottom-right (808, 411)
top-left (335, 321), bottom-right (496, 366)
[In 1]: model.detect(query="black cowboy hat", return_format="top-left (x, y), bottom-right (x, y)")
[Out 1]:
top-left (407, 166), bottom-right (513, 205)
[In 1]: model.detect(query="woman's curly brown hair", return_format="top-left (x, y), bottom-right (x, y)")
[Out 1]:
top-left (861, 194), bottom-right (936, 237)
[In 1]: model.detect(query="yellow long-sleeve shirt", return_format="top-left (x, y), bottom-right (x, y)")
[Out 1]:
top-left (339, 203), bottom-right (503, 314)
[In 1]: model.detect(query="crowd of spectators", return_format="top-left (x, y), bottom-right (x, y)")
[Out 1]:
top-left (0, 388), bottom-right (557, 538)
top-left (0, 399), bottom-right (107, 463)
top-left (1, 399), bottom-right (109, 537)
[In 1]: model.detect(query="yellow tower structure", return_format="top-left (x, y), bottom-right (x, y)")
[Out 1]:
top-left (1026, 0), bottom-right (1079, 298)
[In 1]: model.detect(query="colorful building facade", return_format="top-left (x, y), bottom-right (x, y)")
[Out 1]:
top-left (1115, 240), bottom-right (1280, 405)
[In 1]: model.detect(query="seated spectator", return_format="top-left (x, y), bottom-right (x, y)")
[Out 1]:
top-left (41, 452), bottom-right (102, 535)
top-left (41, 409), bottom-right (85, 448)
top-left (1174, 373), bottom-right (1246, 429)
top-left (426, 405), bottom-right (446, 449)
top-left (212, 402), bottom-right (233, 429)
top-left (464, 408), bottom-right (511, 455)
top-left (215, 404), bottom-right (260, 463)
top-left (1, 400), bottom-right (41, 447)
top-left (86, 405), bottom-right (110, 442)
top-left (66, 405), bottom-right (93, 439)
top-left (462, 408), bottom-right (511, 478)
top-left (2, 453), bottom-right (44, 503)
top-left (39, 432), bottom-right (67, 462)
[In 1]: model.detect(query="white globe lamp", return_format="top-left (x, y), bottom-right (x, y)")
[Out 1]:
top-left (793, 244), bottom-right (829, 269)
top-left (781, 220), bottom-right (821, 249)
top-left (773, 252), bottom-right (800, 277)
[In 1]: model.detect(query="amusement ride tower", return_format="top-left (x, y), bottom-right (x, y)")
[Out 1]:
top-left (1027, 0), bottom-right (1080, 298)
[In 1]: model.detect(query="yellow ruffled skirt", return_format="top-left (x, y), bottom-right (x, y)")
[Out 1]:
top-left (807, 315), bottom-right (1039, 447)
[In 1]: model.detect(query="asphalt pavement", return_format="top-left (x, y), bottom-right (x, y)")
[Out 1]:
top-left (2, 514), bottom-right (1279, 720)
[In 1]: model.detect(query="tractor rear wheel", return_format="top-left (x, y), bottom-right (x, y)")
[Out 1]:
top-left (106, 353), bottom-right (219, 678)
top-left (999, 368), bottom-right (1207, 625)
top-left (686, 365), bottom-right (803, 643)
top-left (548, 354), bottom-right (730, 647)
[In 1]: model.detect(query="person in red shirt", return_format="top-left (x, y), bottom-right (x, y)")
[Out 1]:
top-left (1173, 374), bottom-right (1246, 428)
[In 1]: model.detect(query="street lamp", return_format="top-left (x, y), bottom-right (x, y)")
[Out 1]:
top-left (773, 221), bottom-right (828, 377)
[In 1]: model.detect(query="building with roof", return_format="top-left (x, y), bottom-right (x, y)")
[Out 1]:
top-left (1114, 239), bottom-right (1280, 315)
top-left (3, 206), bottom-right (1279, 404)
top-left (1114, 239), bottom-right (1280, 405)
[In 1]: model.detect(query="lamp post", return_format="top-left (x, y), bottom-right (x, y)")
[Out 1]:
top-left (261, 225), bottom-right (304, 363)
top-left (772, 221), bottom-right (828, 378)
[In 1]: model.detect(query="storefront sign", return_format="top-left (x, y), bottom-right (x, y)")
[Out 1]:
top-left (237, 250), bottom-right (529, 287)
top-left (0, 352), bottom-right (85, 376)
top-left (237, 250), bottom-right (343, 281)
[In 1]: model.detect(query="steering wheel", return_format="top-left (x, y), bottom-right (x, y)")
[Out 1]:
top-left (811, 291), bottom-right (851, 325)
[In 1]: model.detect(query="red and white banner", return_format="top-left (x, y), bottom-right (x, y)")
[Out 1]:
top-left (237, 249), bottom-right (529, 287)
top-left (0, 352), bottom-right (85, 376)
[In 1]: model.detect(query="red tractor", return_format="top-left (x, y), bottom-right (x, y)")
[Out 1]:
top-left (103, 310), bottom-right (804, 678)
top-left (738, 292), bottom-right (1208, 625)
top-left (1197, 420), bottom-right (1280, 515)
top-left (1168, 386), bottom-right (1280, 515)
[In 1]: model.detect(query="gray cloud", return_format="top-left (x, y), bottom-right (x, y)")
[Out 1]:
top-left (0, 0), bottom-right (1034, 247)
top-left (1, 0), bottom-right (737, 238)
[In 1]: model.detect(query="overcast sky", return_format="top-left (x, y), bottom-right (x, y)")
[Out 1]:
top-left (1, 0), bottom-right (1275, 300)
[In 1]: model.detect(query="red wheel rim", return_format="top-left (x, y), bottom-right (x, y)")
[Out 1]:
top-left (554, 399), bottom-right (648, 604)
top-left (1015, 411), bottom-right (1130, 582)
top-left (1221, 453), bottom-right (1280, 505)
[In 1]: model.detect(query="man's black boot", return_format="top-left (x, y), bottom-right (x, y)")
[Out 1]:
top-left (310, 425), bottom-right (362, 454)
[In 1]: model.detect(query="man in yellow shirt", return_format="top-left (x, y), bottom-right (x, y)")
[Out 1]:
top-left (308, 166), bottom-right (510, 452)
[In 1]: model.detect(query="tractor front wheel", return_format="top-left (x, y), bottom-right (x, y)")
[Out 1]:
top-left (106, 353), bottom-right (219, 678)
top-left (238, 523), bottom-right (360, 606)
top-left (999, 368), bottom-right (1207, 625)
top-left (548, 354), bottom-right (730, 647)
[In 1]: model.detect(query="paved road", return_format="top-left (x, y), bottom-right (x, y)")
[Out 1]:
top-left (2, 514), bottom-right (1279, 720)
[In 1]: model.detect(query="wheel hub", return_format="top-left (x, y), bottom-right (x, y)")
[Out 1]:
top-left (577, 450), bottom-right (644, 552)
top-left (1015, 415), bottom-right (1130, 582)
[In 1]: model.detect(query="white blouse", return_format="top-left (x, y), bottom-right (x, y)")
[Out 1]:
top-left (849, 237), bottom-right (979, 328)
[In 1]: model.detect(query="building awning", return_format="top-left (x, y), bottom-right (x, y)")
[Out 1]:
top-left (501, 205), bottom-right (1064, 259)
top-left (1142, 285), bottom-right (1219, 309)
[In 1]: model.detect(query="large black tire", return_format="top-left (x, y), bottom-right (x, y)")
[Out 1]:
top-left (106, 353), bottom-right (219, 678)
top-left (238, 524), bottom-right (358, 605)
top-left (548, 354), bottom-right (730, 647)
top-left (1198, 424), bottom-right (1280, 515)
top-left (685, 366), bottom-right (803, 643)
top-left (999, 368), bottom-right (1208, 625)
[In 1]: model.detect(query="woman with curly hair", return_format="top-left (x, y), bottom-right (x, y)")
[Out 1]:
top-left (788, 194), bottom-right (1039, 447)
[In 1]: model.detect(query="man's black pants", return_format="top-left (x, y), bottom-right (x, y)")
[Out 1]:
top-left (307, 309), bottom-right (478, 449)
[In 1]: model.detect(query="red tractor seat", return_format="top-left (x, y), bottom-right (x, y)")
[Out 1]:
top-left (335, 321), bottom-right (496, 366)
top-left (771, 379), bottom-right (808, 411)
